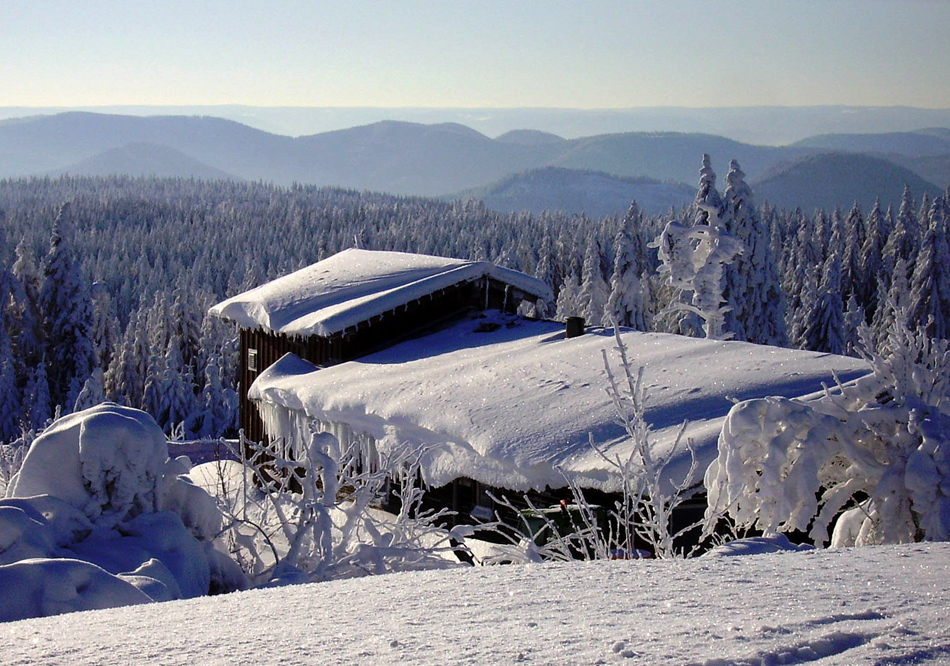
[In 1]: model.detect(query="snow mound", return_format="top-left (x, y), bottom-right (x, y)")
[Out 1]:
top-left (2, 543), bottom-right (948, 665)
top-left (701, 533), bottom-right (813, 557)
top-left (162, 455), bottom-right (223, 541)
top-left (0, 405), bottom-right (245, 622)
top-left (0, 557), bottom-right (151, 623)
top-left (8, 403), bottom-right (167, 528)
top-left (67, 511), bottom-right (211, 599)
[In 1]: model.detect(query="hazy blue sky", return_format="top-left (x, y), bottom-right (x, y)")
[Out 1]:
top-left (4, 0), bottom-right (950, 108)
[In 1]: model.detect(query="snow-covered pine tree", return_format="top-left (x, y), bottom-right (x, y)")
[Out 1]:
top-left (532, 231), bottom-right (558, 319)
top-left (104, 309), bottom-right (149, 408)
top-left (169, 285), bottom-right (204, 389)
top-left (555, 252), bottom-right (582, 321)
top-left (90, 282), bottom-right (118, 374)
top-left (872, 256), bottom-right (912, 350)
top-left (882, 186), bottom-right (921, 287)
top-left (918, 191), bottom-right (932, 233)
top-left (0, 323), bottom-right (21, 442)
top-left (162, 335), bottom-right (196, 435)
top-left (908, 197), bottom-right (950, 340)
top-left (142, 348), bottom-right (169, 431)
top-left (196, 352), bottom-right (238, 438)
top-left (25, 362), bottom-right (52, 431)
top-left (803, 249), bottom-right (846, 355)
top-left (794, 210), bottom-right (822, 273)
top-left (579, 234), bottom-right (610, 327)
top-left (859, 199), bottom-right (888, 323)
top-left (604, 204), bottom-right (647, 330)
top-left (814, 210), bottom-right (833, 264)
top-left (146, 291), bottom-right (172, 357)
top-left (73, 367), bottom-right (105, 412)
top-left (841, 203), bottom-right (865, 304)
top-left (720, 163), bottom-right (749, 340)
top-left (12, 238), bottom-right (44, 375)
top-left (653, 202), bottom-right (742, 340)
top-left (692, 154), bottom-right (724, 227)
top-left (658, 155), bottom-right (731, 337)
top-left (554, 270), bottom-right (581, 322)
top-left (789, 264), bottom-right (818, 349)
top-left (38, 205), bottom-right (95, 411)
top-left (722, 160), bottom-right (786, 346)
top-left (781, 212), bottom-right (818, 327)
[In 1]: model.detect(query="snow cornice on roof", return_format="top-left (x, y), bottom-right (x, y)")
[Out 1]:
top-left (208, 248), bottom-right (553, 338)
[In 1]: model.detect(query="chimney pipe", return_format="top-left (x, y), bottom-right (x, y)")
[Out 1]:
top-left (565, 316), bottom-right (585, 339)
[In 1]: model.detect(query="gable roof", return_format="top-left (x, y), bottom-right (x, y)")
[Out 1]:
top-left (248, 312), bottom-right (870, 493)
top-left (209, 248), bottom-right (553, 337)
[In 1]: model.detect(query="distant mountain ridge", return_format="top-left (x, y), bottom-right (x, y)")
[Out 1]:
top-left (751, 153), bottom-right (943, 212)
top-left (0, 112), bottom-right (810, 193)
top-left (52, 142), bottom-right (238, 181)
top-left (457, 167), bottom-right (693, 217)
top-left (0, 111), bottom-right (947, 213)
top-left (6, 105), bottom-right (950, 144)
top-left (790, 129), bottom-right (950, 158)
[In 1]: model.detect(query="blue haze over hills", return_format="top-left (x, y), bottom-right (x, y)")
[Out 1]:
top-left (0, 107), bottom-right (947, 216)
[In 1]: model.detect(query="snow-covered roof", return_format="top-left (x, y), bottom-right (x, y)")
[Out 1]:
top-left (209, 248), bottom-right (553, 337)
top-left (249, 312), bottom-right (870, 493)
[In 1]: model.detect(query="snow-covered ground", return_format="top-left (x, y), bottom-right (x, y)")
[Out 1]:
top-left (3, 542), bottom-right (948, 665)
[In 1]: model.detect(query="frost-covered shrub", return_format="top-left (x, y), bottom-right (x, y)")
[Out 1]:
top-left (197, 429), bottom-right (470, 585)
top-left (0, 439), bottom-right (28, 497)
top-left (490, 326), bottom-right (701, 561)
top-left (588, 328), bottom-right (701, 558)
top-left (704, 314), bottom-right (950, 547)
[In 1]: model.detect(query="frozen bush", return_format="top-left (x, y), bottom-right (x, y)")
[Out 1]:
top-left (201, 429), bottom-right (471, 585)
top-left (704, 310), bottom-right (950, 546)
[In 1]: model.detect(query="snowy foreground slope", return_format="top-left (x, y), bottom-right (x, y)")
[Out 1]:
top-left (4, 543), bottom-right (949, 666)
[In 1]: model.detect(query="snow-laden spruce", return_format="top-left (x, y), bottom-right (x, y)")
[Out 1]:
top-left (704, 312), bottom-right (950, 546)
top-left (652, 200), bottom-right (743, 340)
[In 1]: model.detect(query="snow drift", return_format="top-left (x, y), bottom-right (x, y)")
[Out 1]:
top-left (1, 404), bottom-right (244, 622)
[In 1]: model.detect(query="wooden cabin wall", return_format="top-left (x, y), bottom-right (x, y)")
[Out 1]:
top-left (239, 327), bottom-right (344, 443)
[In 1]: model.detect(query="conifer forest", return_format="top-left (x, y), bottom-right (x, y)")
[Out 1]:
top-left (0, 162), bottom-right (947, 444)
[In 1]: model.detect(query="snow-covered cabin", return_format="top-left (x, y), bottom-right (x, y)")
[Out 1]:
top-left (212, 249), bottom-right (870, 534)
top-left (209, 249), bottom-right (553, 442)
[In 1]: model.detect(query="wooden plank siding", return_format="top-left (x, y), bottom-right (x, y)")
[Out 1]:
top-left (238, 275), bottom-right (535, 443)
